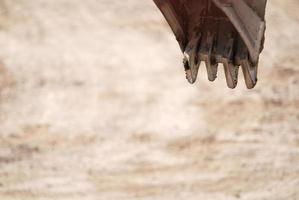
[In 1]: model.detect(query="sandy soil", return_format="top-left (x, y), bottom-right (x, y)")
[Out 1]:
top-left (0, 0), bottom-right (298, 199)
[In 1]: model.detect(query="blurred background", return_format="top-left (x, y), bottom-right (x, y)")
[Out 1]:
top-left (0, 0), bottom-right (298, 199)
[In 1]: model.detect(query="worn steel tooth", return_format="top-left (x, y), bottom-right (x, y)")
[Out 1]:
top-left (223, 62), bottom-right (239, 89)
top-left (215, 22), bottom-right (238, 88)
top-left (241, 60), bottom-right (257, 89)
top-left (183, 35), bottom-right (201, 84)
top-left (223, 37), bottom-right (239, 89)
top-left (198, 19), bottom-right (218, 82)
top-left (235, 37), bottom-right (257, 89)
top-left (208, 57), bottom-right (218, 82)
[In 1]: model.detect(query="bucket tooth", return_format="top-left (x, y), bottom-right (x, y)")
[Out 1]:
top-left (223, 63), bottom-right (239, 89)
top-left (215, 22), bottom-right (238, 88)
top-left (198, 19), bottom-right (218, 82)
top-left (183, 35), bottom-right (201, 84)
top-left (224, 38), bottom-right (239, 89)
top-left (207, 57), bottom-right (218, 82)
top-left (235, 37), bottom-right (257, 89)
top-left (241, 60), bottom-right (257, 89)
top-left (235, 37), bottom-right (247, 66)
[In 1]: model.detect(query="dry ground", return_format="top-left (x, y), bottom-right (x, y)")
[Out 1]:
top-left (0, 0), bottom-right (298, 199)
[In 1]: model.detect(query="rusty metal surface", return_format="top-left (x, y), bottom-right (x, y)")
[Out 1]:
top-left (153, 0), bottom-right (267, 89)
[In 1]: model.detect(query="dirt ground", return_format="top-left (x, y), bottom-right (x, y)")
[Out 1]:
top-left (0, 0), bottom-right (298, 199)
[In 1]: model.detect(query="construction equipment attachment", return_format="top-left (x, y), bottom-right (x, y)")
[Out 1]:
top-left (153, 0), bottom-right (267, 89)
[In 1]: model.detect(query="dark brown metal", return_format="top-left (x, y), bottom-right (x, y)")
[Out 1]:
top-left (153, 0), bottom-right (267, 89)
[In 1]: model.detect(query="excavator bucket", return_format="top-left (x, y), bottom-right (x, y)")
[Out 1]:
top-left (153, 0), bottom-right (267, 89)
